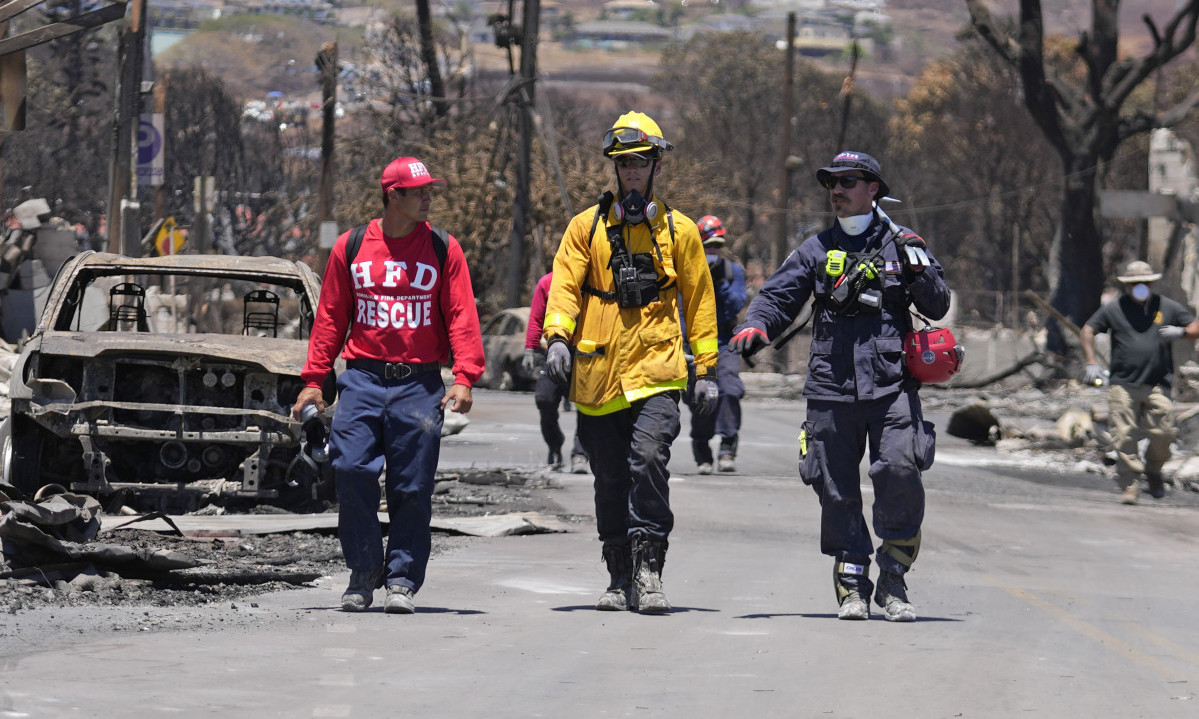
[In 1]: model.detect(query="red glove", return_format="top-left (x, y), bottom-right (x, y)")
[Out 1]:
top-left (729, 326), bottom-right (769, 357)
top-left (901, 233), bottom-right (930, 274)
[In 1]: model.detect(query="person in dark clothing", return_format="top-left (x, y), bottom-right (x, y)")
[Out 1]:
top-left (729, 151), bottom-right (951, 622)
top-left (685, 215), bottom-right (747, 474)
top-left (523, 271), bottom-right (588, 473)
top-left (1081, 260), bottom-right (1199, 504)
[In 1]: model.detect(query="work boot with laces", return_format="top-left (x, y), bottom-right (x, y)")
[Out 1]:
top-left (632, 537), bottom-right (670, 614)
top-left (596, 542), bottom-right (632, 611)
top-left (837, 590), bottom-right (869, 620)
top-left (1120, 482), bottom-right (1139, 505)
top-left (340, 566), bottom-right (385, 612)
top-left (874, 571), bottom-right (916, 622)
top-left (384, 584), bottom-right (416, 614)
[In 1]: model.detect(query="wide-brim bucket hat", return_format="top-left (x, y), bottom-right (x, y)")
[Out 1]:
top-left (1116, 260), bottom-right (1161, 283)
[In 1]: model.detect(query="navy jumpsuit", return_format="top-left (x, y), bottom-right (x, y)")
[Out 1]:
top-left (736, 214), bottom-right (951, 597)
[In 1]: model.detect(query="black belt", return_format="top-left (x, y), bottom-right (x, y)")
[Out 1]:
top-left (347, 359), bottom-right (442, 380)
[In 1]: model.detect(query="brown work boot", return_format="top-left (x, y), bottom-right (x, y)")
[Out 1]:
top-left (1120, 482), bottom-right (1139, 505)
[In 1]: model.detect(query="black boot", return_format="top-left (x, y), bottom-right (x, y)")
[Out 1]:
top-left (596, 542), bottom-right (632, 611)
top-left (632, 536), bottom-right (670, 614)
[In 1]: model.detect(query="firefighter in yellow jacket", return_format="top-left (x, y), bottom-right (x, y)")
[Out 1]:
top-left (543, 111), bottom-right (719, 613)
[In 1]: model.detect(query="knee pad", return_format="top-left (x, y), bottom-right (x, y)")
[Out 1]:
top-left (879, 530), bottom-right (921, 570)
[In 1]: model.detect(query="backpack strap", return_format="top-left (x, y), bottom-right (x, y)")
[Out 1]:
top-left (429, 226), bottom-right (449, 271)
top-left (346, 222), bottom-right (448, 271)
top-left (345, 223), bottom-right (369, 265)
top-left (344, 222), bottom-right (450, 326)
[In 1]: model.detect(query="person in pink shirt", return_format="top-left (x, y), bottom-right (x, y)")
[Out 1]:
top-left (523, 271), bottom-right (588, 473)
top-left (292, 156), bottom-right (484, 615)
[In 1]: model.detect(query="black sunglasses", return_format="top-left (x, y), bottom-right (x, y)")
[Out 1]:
top-left (820, 174), bottom-right (868, 190)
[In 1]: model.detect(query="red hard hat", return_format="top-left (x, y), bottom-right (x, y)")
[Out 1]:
top-left (905, 326), bottom-right (964, 384)
top-left (697, 215), bottom-right (725, 245)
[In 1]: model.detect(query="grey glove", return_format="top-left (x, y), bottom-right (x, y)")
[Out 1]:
top-left (692, 378), bottom-right (720, 418)
top-left (521, 349), bottom-right (538, 375)
top-left (545, 341), bottom-right (572, 386)
top-left (1159, 325), bottom-right (1187, 341)
top-left (1083, 363), bottom-right (1106, 387)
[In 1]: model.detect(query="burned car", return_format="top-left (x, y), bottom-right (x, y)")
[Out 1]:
top-left (477, 307), bottom-right (536, 391)
top-left (0, 252), bottom-right (335, 511)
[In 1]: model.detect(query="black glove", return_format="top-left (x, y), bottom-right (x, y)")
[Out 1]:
top-left (900, 233), bottom-right (931, 274)
top-left (729, 326), bottom-right (769, 357)
top-left (545, 341), bottom-right (572, 386)
top-left (707, 256), bottom-right (727, 284)
top-left (692, 378), bottom-right (719, 418)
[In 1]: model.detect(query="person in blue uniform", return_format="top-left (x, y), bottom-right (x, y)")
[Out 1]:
top-left (729, 151), bottom-right (951, 622)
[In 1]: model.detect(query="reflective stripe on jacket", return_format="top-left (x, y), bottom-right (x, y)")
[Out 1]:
top-left (543, 199), bottom-right (718, 415)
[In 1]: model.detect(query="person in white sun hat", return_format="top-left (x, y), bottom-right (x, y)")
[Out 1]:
top-left (1082, 259), bottom-right (1199, 504)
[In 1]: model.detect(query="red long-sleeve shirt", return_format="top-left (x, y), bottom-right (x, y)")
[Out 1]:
top-left (302, 219), bottom-right (485, 388)
top-left (524, 271), bottom-right (553, 350)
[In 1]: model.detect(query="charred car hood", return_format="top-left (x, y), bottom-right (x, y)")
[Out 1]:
top-left (33, 331), bottom-right (309, 375)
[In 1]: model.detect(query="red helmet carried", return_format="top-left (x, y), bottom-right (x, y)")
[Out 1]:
top-left (904, 326), bottom-right (963, 384)
top-left (698, 215), bottom-right (725, 247)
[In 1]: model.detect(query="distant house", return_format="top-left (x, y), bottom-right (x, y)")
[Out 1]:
top-left (602, 0), bottom-right (659, 21)
top-left (793, 17), bottom-right (850, 57)
top-left (566, 20), bottom-right (674, 49)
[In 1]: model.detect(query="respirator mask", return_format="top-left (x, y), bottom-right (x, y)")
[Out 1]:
top-left (612, 190), bottom-right (658, 225)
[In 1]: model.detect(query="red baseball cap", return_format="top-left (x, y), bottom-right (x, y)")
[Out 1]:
top-left (380, 157), bottom-right (448, 193)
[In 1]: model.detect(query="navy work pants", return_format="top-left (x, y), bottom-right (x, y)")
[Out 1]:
top-left (800, 389), bottom-right (933, 575)
top-left (330, 367), bottom-right (445, 593)
top-left (578, 391), bottom-right (681, 543)
top-left (533, 371), bottom-right (586, 460)
top-left (687, 347), bottom-right (744, 463)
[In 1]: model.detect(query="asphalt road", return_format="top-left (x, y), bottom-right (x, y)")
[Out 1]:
top-left (3, 388), bottom-right (1198, 718)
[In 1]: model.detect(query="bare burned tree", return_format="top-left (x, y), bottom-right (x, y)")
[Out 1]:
top-left (965, 0), bottom-right (1199, 355)
top-left (414, 0), bottom-right (448, 119)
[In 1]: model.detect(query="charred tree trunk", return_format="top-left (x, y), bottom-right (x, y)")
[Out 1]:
top-left (415, 0), bottom-right (447, 119)
top-left (1046, 161), bottom-right (1106, 355)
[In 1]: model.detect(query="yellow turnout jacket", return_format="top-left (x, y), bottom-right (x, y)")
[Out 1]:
top-left (543, 198), bottom-right (718, 416)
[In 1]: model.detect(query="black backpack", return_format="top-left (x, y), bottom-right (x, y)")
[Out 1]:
top-left (344, 222), bottom-right (448, 269)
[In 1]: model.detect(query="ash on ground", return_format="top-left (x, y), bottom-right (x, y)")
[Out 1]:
top-left (0, 468), bottom-right (573, 615)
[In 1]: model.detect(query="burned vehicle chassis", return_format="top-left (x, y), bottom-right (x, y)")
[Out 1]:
top-left (1, 252), bottom-right (336, 511)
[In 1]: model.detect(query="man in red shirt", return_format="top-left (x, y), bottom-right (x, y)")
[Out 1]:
top-left (523, 271), bottom-right (588, 473)
top-left (293, 156), bottom-right (484, 614)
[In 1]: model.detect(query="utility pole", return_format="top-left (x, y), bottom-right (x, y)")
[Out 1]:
top-left (506, 0), bottom-right (539, 307)
top-left (773, 12), bottom-right (796, 272)
top-left (771, 14), bottom-right (797, 375)
top-left (108, 0), bottom-right (146, 255)
top-left (315, 41), bottom-right (338, 275)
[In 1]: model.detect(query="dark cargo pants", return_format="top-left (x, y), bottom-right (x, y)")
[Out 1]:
top-left (578, 391), bottom-right (681, 543)
top-left (800, 389), bottom-right (935, 582)
top-left (686, 347), bottom-right (745, 463)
